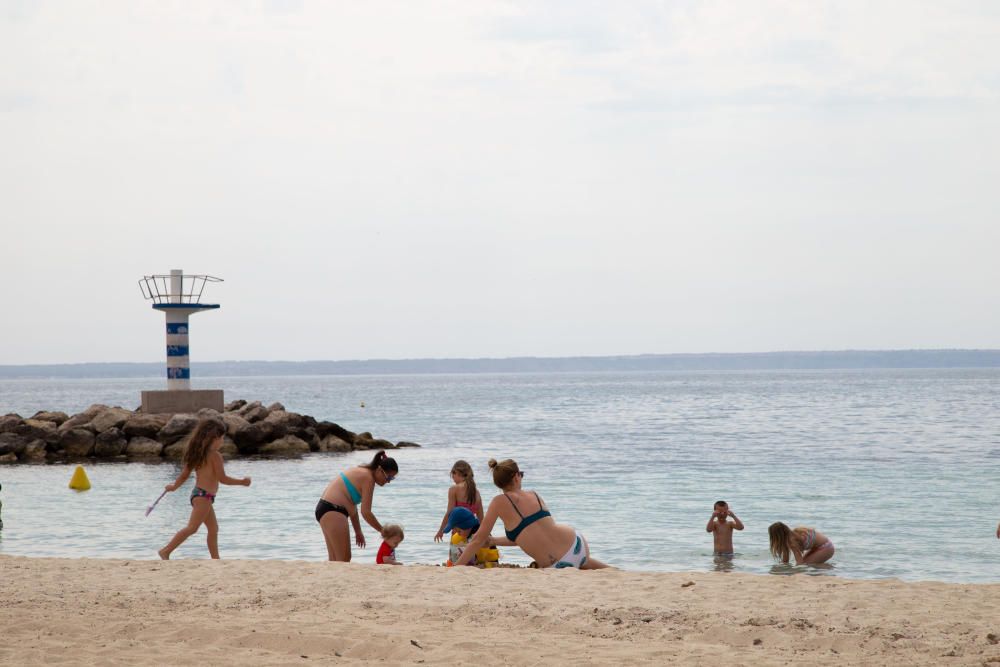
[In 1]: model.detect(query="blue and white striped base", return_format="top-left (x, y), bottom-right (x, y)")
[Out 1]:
top-left (165, 318), bottom-right (191, 389)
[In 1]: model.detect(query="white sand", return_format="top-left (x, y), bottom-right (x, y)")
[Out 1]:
top-left (1, 556), bottom-right (998, 666)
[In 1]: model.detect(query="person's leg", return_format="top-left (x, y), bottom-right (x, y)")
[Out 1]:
top-left (320, 512), bottom-right (351, 562)
top-left (803, 543), bottom-right (834, 564)
top-left (579, 534), bottom-right (610, 569)
top-left (159, 499), bottom-right (212, 559)
top-left (204, 506), bottom-right (220, 559)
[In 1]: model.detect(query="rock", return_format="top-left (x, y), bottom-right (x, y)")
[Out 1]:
top-left (221, 412), bottom-right (251, 436)
top-left (16, 419), bottom-right (60, 444)
top-left (0, 414), bottom-right (23, 434)
top-left (318, 435), bottom-right (352, 453)
top-left (58, 413), bottom-right (94, 433)
top-left (0, 433), bottom-right (28, 456)
top-left (264, 410), bottom-right (305, 430)
top-left (219, 436), bottom-right (238, 459)
top-left (163, 441), bottom-right (186, 459)
top-left (289, 427), bottom-right (319, 450)
top-left (315, 421), bottom-right (357, 444)
top-left (125, 436), bottom-right (163, 458)
top-left (0, 452), bottom-right (16, 463)
top-left (396, 441), bottom-right (422, 448)
top-left (258, 435), bottom-right (310, 457)
top-left (266, 402), bottom-right (285, 412)
top-left (20, 439), bottom-right (47, 461)
top-left (356, 431), bottom-right (373, 441)
top-left (60, 428), bottom-right (96, 457)
top-left (94, 427), bottom-right (127, 457)
top-left (356, 437), bottom-right (394, 451)
top-left (30, 411), bottom-right (69, 426)
top-left (123, 414), bottom-right (169, 439)
top-left (224, 399), bottom-right (247, 412)
top-left (232, 422), bottom-right (281, 454)
top-left (89, 407), bottom-right (134, 433)
top-left (196, 408), bottom-right (221, 419)
top-left (242, 405), bottom-right (270, 424)
top-left (158, 414), bottom-right (199, 444)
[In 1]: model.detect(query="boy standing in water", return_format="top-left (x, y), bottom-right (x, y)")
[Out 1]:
top-left (706, 500), bottom-right (744, 556)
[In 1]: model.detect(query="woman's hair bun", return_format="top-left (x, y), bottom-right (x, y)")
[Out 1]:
top-left (487, 458), bottom-right (498, 469)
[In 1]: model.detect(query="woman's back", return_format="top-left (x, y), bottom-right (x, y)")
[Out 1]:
top-left (494, 489), bottom-right (576, 567)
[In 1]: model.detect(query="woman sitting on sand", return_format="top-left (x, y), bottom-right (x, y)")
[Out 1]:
top-left (452, 458), bottom-right (608, 569)
top-left (315, 450), bottom-right (398, 562)
top-left (768, 522), bottom-right (835, 565)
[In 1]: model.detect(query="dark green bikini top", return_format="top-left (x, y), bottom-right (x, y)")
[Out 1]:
top-left (504, 492), bottom-right (551, 542)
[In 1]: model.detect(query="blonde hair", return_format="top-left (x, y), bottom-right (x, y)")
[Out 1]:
top-left (382, 524), bottom-right (404, 540)
top-left (769, 522), bottom-right (810, 562)
top-left (487, 458), bottom-right (520, 489)
top-left (183, 419), bottom-right (226, 470)
top-left (451, 460), bottom-right (478, 505)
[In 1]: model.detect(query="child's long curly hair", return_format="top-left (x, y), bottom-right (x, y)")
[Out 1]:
top-left (183, 419), bottom-right (226, 470)
top-left (768, 522), bottom-right (795, 562)
top-left (451, 460), bottom-right (478, 505)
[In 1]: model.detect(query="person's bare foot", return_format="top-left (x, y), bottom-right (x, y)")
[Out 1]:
top-left (158, 548), bottom-right (169, 560)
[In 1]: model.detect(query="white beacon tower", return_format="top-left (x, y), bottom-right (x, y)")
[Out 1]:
top-left (138, 269), bottom-right (225, 413)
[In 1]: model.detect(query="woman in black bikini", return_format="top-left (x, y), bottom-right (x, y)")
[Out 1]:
top-left (453, 458), bottom-right (608, 569)
top-left (315, 450), bottom-right (398, 562)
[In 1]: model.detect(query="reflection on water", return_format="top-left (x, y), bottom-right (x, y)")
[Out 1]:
top-left (768, 562), bottom-right (837, 576)
top-left (1, 369), bottom-right (999, 582)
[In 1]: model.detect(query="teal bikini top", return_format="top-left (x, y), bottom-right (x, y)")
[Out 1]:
top-left (340, 472), bottom-right (362, 504)
top-left (504, 492), bottom-right (551, 542)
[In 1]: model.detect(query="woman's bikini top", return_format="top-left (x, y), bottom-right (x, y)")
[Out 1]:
top-left (503, 492), bottom-right (551, 542)
top-left (340, 472), bottom-right (362, 505)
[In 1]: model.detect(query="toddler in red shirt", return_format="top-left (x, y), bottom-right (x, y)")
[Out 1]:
top-left (376, 524), bottom-right (404, 565)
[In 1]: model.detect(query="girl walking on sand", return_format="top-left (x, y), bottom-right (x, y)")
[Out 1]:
top-left (158, 419), bottom-right (251, 560)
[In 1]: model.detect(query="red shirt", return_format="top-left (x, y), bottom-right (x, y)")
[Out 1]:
top-left (376, 541), bottom-right (396, 564)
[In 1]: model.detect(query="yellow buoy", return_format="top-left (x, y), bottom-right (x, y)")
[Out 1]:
top-left (69, 465), bottom-right (91, 491)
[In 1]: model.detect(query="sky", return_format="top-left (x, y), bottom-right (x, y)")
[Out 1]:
top-left (2, 1), bottom-right (999, 364)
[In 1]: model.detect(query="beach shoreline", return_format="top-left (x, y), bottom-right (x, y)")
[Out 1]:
top-left (2, 555), bottom-right (997, 666)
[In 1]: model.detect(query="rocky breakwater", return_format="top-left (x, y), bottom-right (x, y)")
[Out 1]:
top-left (0, 399), bottom-right (420, 464)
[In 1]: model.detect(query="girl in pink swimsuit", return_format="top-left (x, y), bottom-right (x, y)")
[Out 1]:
top-left (434, 460), bottom-right (483, 542)
top-left (768, 522), bottom-right (835, 565)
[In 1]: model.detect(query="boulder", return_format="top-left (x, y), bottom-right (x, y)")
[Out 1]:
top-left (396, 441), bottom-right (422, 448)
top-left (266, 402), bottom-right (285, 412)
top-left (60, 428), bottom-right (96, 457)
top-left (0, 452), bottom-right (16, 464)
top-left (0, 414), bottom-right (23, 434)
top-left (163, 441), bottom-right (186, 460)
top-left (232, 422), bottom-right (281, 454)
top-left (221, 412), bottom-right (251, 436)
top-left (0, 433), bottom-right (28, 456)
top-left (196, 408), bottom-right (221, 419)
top-left (219, 436), bottom-right (239, 459)
top-left (356, 431), bottom-right (373, 441)
top-left (94, 427), bottom-right (128, 457)
top-left (123, 414), bottom-right (169, 439)
top-left (158, 414), bottom-right (199, 444)
top-left (356, 437), bottom-right (394, 451)
top-left (263, 410), bottom-right (305, 430)
top-left (242, 404), bottom-right (270, 424)
top-left (289, 426), bottom-right (319, 450)
top-left (315, 421), bottom-right (357, 444)
top-left (20, 439), bottom-right (47, 461)
top-left (258, 435), bottom-right (310, 457)
top-left (125, 437), bottom-right (163, 458)
top-left (16, 419), bottom-right (60, 444)
top-left (30, 411), bottom-right (69, 426)
top-left (89, 407), bottom-right (134, 433)
top-left (224, 399), bottom-right (247, 412)
top-left (318, 435), bottom-right (352, 453)
top-left (58, 412), bottom-right (95, 433)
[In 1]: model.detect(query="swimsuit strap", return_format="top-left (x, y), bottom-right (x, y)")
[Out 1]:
top-left (503, 493), bottom-right (525, 518)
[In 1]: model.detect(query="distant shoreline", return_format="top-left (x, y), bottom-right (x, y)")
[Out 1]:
top-left (2, 349), bottom-right (999, 379)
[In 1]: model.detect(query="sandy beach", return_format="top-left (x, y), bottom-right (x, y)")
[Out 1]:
top-left (1, 556), bottom-right (997, 666)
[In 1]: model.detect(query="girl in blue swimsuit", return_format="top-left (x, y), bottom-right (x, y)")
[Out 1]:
top-left (316, 450), bottom-right (398, 561)
top-left (453, 458), bottom-right (608, 570)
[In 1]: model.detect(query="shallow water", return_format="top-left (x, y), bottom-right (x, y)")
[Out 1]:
top-left (1, 369), bottom-right (998, 581)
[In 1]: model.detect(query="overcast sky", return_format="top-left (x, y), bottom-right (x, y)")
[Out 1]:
top-left (3, 1), bottom-right (998, 364)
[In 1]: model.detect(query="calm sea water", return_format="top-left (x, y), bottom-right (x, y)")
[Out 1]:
top-left (1, 370), bottom-right (998, 582)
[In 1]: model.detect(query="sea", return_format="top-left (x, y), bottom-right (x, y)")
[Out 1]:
top-left (0, 369), bottom-right (998, 582)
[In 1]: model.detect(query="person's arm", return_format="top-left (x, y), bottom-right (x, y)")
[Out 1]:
top-left (706, 512), bottom-right (718, 532)
top-left (475, 491), bottom-right (484, 523)
top-left (359, 474), bottom-right (382, 534)
top-left (454, 499), bottom-right (502, 566)
top-left (435, 486), bottom-right (457, 542)
top-left (212, 453), bottom-right (251, 486)
top-left (729, 511), bottom-right (744, 530)
top-left (489, 536), bottom-right (516, 547)
top-left (350, 505), bottom-right (365, 548)
top-left (165, 465), bottom-right (192, 492)
top-left (996, 522), bottom-right (999, 539)
top-left (381, 553), bottom-right (402, 565)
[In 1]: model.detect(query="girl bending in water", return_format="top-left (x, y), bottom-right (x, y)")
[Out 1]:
top-left (768, 522), bottom-right (835, 565)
